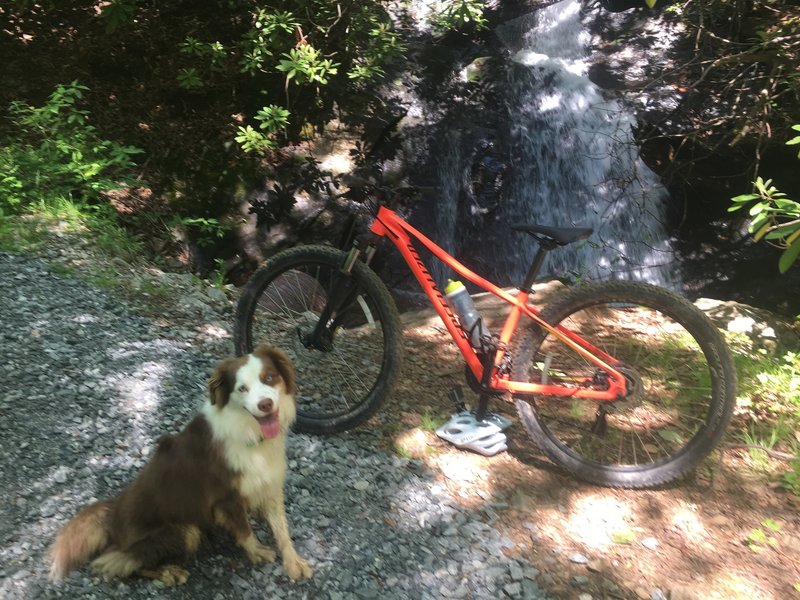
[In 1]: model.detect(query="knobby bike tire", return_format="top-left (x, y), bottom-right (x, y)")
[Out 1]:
top-left (234, 245), bottom-right (402, 434)
top-left (512, 280), bottom-right (736, 488)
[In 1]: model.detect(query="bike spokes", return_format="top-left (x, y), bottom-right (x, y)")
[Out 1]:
top-left (513, 281), bottom-right (735, 487)
top-left (248, 261), bottom-right (388, 422)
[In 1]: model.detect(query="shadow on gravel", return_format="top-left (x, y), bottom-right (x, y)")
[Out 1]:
top-left (7, 254), bottom-right (796, 600)
top-left (0, 255), bottom-right (552, 600)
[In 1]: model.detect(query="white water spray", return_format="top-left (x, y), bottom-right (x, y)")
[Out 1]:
top-left (495, 0), bottom-right (677, 285)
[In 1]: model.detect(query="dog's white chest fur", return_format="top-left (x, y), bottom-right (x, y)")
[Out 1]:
top-left (201, 401), bottom-right (287, 500)
top-left (232, 438), bottom-right (287, 500)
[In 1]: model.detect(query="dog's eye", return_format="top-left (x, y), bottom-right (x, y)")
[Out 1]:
top-left (264, 374), bottom-right (274, 383)
top-left (238, 385), bottom-right (249, 393)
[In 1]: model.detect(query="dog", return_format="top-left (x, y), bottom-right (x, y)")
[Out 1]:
top-left (49, 345), bottom-right (312, 586)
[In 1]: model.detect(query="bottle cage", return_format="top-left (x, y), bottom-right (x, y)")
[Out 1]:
top-left (435, 410), bottom-right (512, 456)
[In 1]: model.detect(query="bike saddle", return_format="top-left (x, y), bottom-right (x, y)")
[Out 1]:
top-left (512, 224), bottom-right (593, 245)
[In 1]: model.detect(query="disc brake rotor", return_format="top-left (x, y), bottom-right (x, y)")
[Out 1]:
top-left (604, 365), bottom-right (644, 413)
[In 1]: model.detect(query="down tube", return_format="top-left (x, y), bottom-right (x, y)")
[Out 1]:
top-left (371, 215), bottom-right (485, 380)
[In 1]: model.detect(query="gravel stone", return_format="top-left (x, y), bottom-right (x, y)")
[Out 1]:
top-left (0, 252), bottom-right (551, 599)
top-left (568, 553), bottom-right (589, 564)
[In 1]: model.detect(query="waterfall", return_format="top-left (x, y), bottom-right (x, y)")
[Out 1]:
top-left (499, 0), bottom-right (676, 285)
top-left (430, 129), bottom-right (463, 285)
top-left (417, 0), bottom-right (678, 289)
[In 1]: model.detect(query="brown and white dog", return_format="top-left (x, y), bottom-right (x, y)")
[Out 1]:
top-left (49, 345), bottom-right (312, 586)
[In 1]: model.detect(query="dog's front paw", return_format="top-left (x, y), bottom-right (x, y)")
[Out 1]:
top-left (246, 543), bottom-right (277, 564)
top-left (140, 564), bottom-right (190, 587)
top-left (283, 554), bottom-right (312, 580)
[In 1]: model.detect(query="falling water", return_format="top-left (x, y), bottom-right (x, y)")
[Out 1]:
top-left (500, 0), bottom-right (676, 285)
top-left (431, 129), bottom-right (463, 284)
top-left (422, 0), bottom-right (678, 288)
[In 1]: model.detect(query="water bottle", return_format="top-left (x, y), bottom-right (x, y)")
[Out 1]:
top-left (444, 279), bottom-right (491, 348)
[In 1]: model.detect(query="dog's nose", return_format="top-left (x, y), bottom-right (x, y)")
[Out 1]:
top-left (258, 398), bottom-right (274, 413)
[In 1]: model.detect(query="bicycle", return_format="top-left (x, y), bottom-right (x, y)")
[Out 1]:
top-left (234, 189), bottom-right (737, 488)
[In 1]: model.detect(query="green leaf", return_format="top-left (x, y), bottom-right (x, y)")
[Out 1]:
top-left (762, 518), bottom-right (782, 532)
top-left (778, 236), bottom-right (800, 273)
top-left (611, 530), bottom-right (636, 544)
top-left (755, 177), bottom-right (770, 195)
top-left (753, 224), bottom-right (771, 242)
top-left (658, 429), bottom-right (683, 444)
top-left (764, 223), bottom-right (800, 240)
top-left (731, 193), bottom-right (759, 203)
top-left (747, 213), bottom-right (770, 235)
top-left (644, 0), bottom-right (657, 7)
top-left (773, 198), bottom-right (800, 212)
top-left (748, 528), bottom-right (767, 544)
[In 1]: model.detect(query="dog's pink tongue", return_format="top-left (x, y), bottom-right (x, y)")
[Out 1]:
top-left (259, 415), bottom-right (280, 439)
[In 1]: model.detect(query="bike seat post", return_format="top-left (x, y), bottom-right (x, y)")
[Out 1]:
top-left (520, 241), bottom-right (554, 292)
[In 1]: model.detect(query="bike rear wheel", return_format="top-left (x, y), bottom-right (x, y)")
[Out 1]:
top-left (512, 280), bottom-right (736, 488)
top-left (234, 245), bottom-right (402, 434)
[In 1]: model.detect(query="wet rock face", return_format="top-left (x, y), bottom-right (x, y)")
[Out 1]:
top-left (581, 4), bottom-right (800, 315)
top-left (391, 2), bottom-right (679, 292)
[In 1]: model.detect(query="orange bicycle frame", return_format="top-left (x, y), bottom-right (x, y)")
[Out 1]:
top-left (368, 205), bottom-right (627, 400)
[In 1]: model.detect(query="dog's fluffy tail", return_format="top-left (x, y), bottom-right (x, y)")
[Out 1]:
top-left (49, 500), bottom-right (113, 581)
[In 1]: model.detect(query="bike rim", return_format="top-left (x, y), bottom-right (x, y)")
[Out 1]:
top-left (528, 301), bottom-right (718, 471)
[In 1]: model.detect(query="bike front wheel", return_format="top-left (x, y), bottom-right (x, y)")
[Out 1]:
top-left (234, 245), bottom-right (402, 434)
top-left (512, 281), bottom-right (736, 488)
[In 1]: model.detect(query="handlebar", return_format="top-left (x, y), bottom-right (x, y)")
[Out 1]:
top-left (339, 173), bottom-right (436, 216)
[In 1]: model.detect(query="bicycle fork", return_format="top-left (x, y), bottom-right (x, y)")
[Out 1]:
top-left (301, 236), bottom-right (377, 352)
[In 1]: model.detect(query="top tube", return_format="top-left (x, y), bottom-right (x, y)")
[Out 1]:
top-left (371, 205), bottom-right (520, 305)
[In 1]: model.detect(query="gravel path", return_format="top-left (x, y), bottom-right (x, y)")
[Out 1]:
top-left (0, 252), bottom-right (550, 600)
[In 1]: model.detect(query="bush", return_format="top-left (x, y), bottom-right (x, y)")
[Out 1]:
top-left (0, 81), bottom-right (142, 214)
top-left (730, 125), bottom-right (800, 273)
top-left (169, 2), bottom-right (405, 155)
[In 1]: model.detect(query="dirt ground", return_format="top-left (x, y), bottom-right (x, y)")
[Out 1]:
top-left (367, 287), bottom-right (800, 600)
top-left (10, 215), bottom-right (799, 599)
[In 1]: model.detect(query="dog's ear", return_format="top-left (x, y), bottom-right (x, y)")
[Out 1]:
top-left (255, 345), bottom-right (296, 396)
top-left (208, 358), bottom-right (236, 406)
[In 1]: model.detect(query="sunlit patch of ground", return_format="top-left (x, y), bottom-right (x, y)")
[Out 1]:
top-left (370, 300), bottom-right (800, 600)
